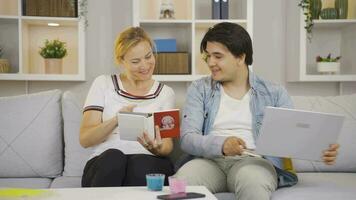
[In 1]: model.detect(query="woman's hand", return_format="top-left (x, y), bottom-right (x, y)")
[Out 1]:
top-left (322, 144), bottom-right (340, 165)
top-left (138, 126), bottom-right (163, 155)
top-left (119, 104), bottom-right (136, 113)
top-left (116, 104), bottom-right (136, 124)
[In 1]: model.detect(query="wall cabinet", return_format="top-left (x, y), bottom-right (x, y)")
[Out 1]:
top-left (133, 0), bottom-right (253, 82)
top-left (0, 0), bottom-right (85, 81)
top-left (286, 0), bottom-right (356, 82)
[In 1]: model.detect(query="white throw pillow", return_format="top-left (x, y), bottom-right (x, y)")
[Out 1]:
top-left (0, 90), bottom-right (63, 178)
top-left (62, 91), bottom-right (91, 177)
top-left (291, 94), bottom-right (356, 172)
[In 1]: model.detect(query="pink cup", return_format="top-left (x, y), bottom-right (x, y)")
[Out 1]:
top-left (168, 176), bottom-right (187, 194)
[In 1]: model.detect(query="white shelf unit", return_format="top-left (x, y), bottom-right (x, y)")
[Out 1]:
top-left (0, 0), bottom-right (85, 81)
top-left (133, 0), bottom-right (253, 82)
top-left (286, 1), bottom-right (356, 82)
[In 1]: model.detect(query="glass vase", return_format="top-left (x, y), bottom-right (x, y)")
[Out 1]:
top-left (335, 0), bottom-right (348, 19)
top-left (310, 0), bottom-right (322, 19)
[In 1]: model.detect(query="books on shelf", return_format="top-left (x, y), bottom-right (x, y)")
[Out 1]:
top-left (154, 39), bottom-right (177, 52)
top-left (211, 0), bottom-right (229, 19)
top-left (212, 0), bottom-right (220, 19)
top-left (118, 109), bottom-right (180, 141)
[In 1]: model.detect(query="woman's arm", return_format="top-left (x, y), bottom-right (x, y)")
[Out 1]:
top-left (79, 110), bottom-right (117, 148)
top-left (143, 86), bottom-right (175, 156)
top-left (80, 105), bottom-right (136, 148)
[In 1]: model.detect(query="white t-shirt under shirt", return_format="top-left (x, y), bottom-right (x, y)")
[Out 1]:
top-left (210, 87), bottom-right (256, 150)
top-left (83, 74), bottom-right (175, 159)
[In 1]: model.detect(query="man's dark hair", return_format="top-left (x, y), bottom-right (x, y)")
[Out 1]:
top-left (200, 22), bottom-right (253, 66)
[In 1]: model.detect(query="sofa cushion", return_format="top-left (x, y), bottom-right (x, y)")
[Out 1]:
top-left (214, 193), bottom-right (235, 200)
top-left (50, 176), bottom-right (81, 188)
top-left (0, 178), bottom-right (53, 188)
top-left (62, 91), bottom-right (91, 177)
top-left (0, 90), bottom-right (63, 178)
top-left (272, 173), bottom-right (356, 200)
top-left (291, 94), bottom-right (356, 172)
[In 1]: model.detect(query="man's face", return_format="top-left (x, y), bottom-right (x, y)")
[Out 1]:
top-left (204, 41), bottom-right (244, 82)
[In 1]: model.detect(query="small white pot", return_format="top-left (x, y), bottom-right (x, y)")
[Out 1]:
top-left (45, 58), bottom-right (62, 74)
top-left (317, 62), bottom-right (340, 74)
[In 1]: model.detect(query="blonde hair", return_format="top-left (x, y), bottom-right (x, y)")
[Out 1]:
top-left (114, 27), bottom-right (154, 65)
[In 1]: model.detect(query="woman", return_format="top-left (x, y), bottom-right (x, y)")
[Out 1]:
top-left (80, 27), bottom-right (175, 187)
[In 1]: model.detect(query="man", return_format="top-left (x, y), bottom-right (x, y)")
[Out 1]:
top-left (175, 22), bottom-right (339, 200)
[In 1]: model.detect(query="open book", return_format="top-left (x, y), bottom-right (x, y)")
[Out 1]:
top-left (118, 109), bottom-right (180, 141)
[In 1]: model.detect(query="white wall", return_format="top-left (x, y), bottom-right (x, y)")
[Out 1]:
top-left (1, 0), bottom-right (355, 106)
top-left (253, 0), bottom-right (356, 96)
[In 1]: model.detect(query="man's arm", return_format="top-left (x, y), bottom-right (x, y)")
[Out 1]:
top-left (275, 86), bottom-right (293, 109)
top-left (180, 81), bottom-right (226, 158)
top-left (275, 86), bottom-right (339, 165)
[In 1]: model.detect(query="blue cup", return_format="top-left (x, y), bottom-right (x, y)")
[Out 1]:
top-left (146, 173), bottom-right (165, 191)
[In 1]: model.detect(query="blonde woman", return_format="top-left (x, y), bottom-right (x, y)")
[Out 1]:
top-left (80, 27), bottom-right (175, 187)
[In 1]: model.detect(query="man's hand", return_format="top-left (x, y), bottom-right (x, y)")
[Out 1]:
top-left (222, 136), bottom-right (246, 156)
top-left (322, 144), bottom-right (339, 165)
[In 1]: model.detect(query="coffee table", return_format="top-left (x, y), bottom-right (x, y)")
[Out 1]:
top-left (3, 186), bottom-right (217, 200)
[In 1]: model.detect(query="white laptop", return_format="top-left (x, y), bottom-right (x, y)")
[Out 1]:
top-left (255, 106), bottom-right (344, 161)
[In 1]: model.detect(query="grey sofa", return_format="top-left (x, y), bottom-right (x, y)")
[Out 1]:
top-left (0, 90), bottom-right (355, 200)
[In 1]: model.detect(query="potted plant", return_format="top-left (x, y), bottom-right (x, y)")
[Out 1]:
top-left (39, 39), bottom-right (67, 74)
top-left (316, 53), bottom-right (341, 74)
top-left (0, 46), bottom-right (11, 73)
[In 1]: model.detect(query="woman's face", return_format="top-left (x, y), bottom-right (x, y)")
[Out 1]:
top-left (122, 41), bottom-right (155, 81)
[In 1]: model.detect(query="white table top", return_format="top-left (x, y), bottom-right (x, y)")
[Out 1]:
top-left (2, 186), bottom-right (217, 200)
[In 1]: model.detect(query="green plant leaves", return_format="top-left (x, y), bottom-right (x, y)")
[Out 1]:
top-left (299, 0), bottom-right (314, 41)
top-left (316, 54), bottom-right (341, 62)
top-left (39, 39), bottom-right (67, 59)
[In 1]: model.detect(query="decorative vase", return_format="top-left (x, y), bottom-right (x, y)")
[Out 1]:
top-left (159, 0), bottom-right (175, 19)
top-left (310, 0), bottom-right (322, 19)
top-left (0, 59), bottom-right (11, 73)
top-left (320, 8), bottom-right (338, 19)
top-left (335, 0), bottom-right (348, 19)
top-left (317, 62), bottom-right (340, 74)
top-left (44, 58), bottom-right (62, 74)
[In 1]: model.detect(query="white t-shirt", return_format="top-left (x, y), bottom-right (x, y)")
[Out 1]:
top-left (210, 87), bottom-right (256, 149)
top-left (83, 74), bottom-right (175, 159)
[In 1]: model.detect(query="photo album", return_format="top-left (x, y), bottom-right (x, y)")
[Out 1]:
top-left (118, 109), bottom-right (180, 141)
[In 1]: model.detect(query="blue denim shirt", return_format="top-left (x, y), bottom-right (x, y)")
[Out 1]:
top-left (180, 70), bottom-right (298, 188)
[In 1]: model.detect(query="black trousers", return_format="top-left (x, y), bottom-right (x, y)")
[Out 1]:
top-left (81, 149), bottom-right (174, 187)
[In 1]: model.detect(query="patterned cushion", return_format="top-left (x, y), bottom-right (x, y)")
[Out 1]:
top-left (0, 90), bottom-right (63, 177)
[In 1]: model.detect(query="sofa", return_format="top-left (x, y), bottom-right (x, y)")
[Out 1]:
top-left (0, 89), bottom-right (355, 200)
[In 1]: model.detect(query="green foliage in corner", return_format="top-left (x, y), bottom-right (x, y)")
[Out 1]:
top-left (298, 0), bottom-right (314, 41)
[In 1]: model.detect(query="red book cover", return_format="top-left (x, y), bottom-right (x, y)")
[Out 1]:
top-left (153, 109), bottom-right (180, 138)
